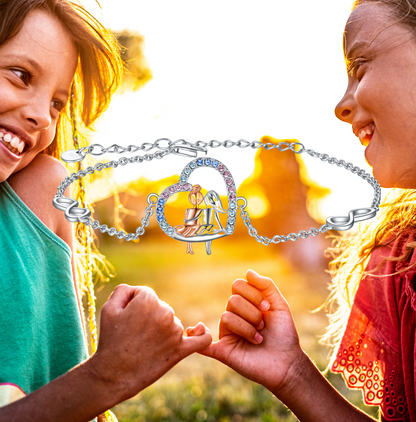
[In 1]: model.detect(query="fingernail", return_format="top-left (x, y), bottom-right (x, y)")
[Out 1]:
top-left (254, 332), bottom-right (263, 344)
top-left (260, 300), bottom-right (270, 311)
top-left (257, 320), bottom-right (265, 330)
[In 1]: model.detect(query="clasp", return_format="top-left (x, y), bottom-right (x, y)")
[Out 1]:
top-left (61, 149), bottom-right (86, 163)
top-left (169, 145), bottom-right (208, 158)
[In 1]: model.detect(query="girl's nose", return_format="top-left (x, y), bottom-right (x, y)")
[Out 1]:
top-left (335, 82), bottom-right (356, 124)
top-left (24, 99), bottom-right (52, 131)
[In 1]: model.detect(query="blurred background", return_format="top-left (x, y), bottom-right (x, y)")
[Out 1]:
top-left (78, 0), bottom-right (386, 420)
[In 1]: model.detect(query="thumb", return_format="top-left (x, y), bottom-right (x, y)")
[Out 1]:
top-left (246, 269), bottom-right (290, 312)
top-left (180, 326), bottom-right (212, 357)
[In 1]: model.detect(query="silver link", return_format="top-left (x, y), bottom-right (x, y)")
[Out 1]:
top-left (208, 140), bottom-right (223, 148)
top-left (154, 138), bottom-right (172, 150)
top-left (223, 140), bottom-right (236, 148)
top-left (194, 140), bottom-right (209, 148)
top-left (236, 139), bottom-right (251, 148)
top-left (140, 142), bottom-right (155, 152)
top-left (277, 142), bottom-right (290, 152)
top-left (250, 141), bottom-right (264, 149)
top-left (88, 144), bottom-right (106, 156)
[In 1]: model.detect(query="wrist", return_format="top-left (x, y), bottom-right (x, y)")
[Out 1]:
top-left (269, 349), bottom-right (315, 400)
top-left (84, 351), bottom-right (133, 406)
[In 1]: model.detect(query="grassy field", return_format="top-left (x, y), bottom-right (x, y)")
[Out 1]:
top-left (93, 235), bottom-right (379, 421)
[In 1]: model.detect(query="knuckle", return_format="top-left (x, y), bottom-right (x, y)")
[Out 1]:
top-left (114, 283), bottom-right (129, 292)
top-left (141, 285), bottom-right (157, 297)
top-left (159, 305), bottom-right (175, 326)
top-left (227, 294), bottom-right (241, 310)
top-left (221, 311), bottom-right (234, 326)
top-left (141, 287), bottom-right (159, 304)
top-left (231, 278), bottom-right (246, 293)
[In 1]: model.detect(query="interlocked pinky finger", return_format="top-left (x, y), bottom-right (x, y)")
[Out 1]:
top-left (219, 311), bottom-right (263, 344)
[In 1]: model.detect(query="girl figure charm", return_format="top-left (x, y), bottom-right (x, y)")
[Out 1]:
top-left (175, 185), bottom-right (205, 254)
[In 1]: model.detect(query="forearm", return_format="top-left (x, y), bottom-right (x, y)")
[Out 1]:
top-left (274, 351), bottom-right (377, 422)
top-left (0, 356), bottom-right (126, 422)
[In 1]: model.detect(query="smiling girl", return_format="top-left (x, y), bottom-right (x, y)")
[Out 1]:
top-left (197, 0), bottom-right (416, 420)
top-left (0, 1), bottom-right (211, 421)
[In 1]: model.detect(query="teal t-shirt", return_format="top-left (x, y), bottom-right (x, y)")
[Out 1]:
top-left (0, 181), bottom-right (88, 404)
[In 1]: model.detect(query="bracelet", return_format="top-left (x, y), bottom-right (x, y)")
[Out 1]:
top-left (53, 139), bottom-right (381, 255)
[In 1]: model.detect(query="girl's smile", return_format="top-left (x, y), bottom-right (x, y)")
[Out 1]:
top-left (0, 9), bottom-right (77, 182)
top-left (335, 3), bottom-right (416, 189)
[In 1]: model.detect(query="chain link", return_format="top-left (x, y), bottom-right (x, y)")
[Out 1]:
top-left (79, 201), bottom-right (155, 241)
top-left (56, 139), bottom-right (381, 243)
top-left (304, 148), bottom-right (382, 209)
top-left (73, 138), bottom-right (307, 161)
top-left (238, 202), bottom-right (331, 246)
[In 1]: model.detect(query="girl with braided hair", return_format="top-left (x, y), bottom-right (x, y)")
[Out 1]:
top-left (0, 2), bottom-right (211, 421)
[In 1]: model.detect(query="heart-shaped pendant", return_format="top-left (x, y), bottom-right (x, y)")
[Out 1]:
top-left (154, 157), bottom-right (237, 255)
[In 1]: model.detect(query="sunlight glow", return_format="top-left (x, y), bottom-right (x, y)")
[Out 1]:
top-left (82, 0), bottom-right (381, 221)
top-left (245, 194), bottom-right (271, 219)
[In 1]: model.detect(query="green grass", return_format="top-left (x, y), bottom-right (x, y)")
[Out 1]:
top-left (93, 236), bottom-right (379, 421)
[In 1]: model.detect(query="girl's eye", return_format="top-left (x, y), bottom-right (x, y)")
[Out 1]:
top-left (347, 58), bottom-right (367, 78)
top-left (12, 68), bottom-right (31, 85)
top-left (51, 99), bottom-right (64, 113)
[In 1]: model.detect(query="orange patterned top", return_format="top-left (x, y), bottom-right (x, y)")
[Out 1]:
top-left (331, 229), bottom-right (416, 421)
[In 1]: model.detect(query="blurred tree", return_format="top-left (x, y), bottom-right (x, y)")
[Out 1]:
top-left (115, 30), bottom-right (152, 91)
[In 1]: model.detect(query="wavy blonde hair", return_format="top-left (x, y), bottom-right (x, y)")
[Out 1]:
top-left (323, 190), bottom-right (416, 359)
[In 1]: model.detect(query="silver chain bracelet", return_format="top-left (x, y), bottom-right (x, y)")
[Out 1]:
top-left (53, 139), bottom-right (381, 255)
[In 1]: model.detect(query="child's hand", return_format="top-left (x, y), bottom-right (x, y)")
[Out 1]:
top-left (192, 270), bottom-right (304, 396)
top-left (89, 284), bottom-right (212, 401)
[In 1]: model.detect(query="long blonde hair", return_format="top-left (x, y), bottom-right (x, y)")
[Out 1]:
top-left (322, 0), bottom-right (416, 363)
top-left (323, 190), bottom-right (416, 359)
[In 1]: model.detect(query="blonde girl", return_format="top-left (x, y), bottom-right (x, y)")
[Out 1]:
top-left (194, 0), bottom-right (416, 420)
top-left (0, 1), bottom-right (211, 421)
